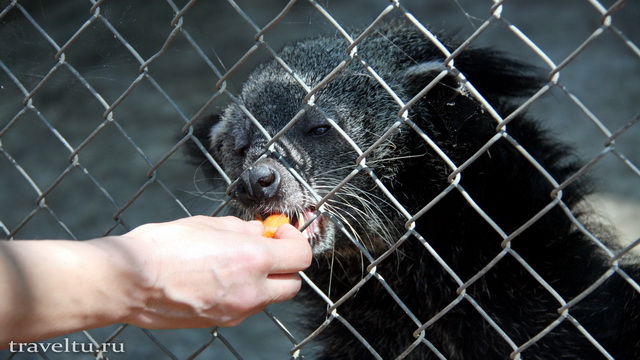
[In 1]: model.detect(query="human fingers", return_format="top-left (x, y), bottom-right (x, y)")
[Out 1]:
top-left (273, 223), bottom-right (305, 241)
top-left (265, 272), bottom-right (303, 303)
top-left (266, 224), bottom-right (312, 274)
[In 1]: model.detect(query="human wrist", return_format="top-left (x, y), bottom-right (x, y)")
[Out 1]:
top-left (88, 234), bottom-right (152, 326)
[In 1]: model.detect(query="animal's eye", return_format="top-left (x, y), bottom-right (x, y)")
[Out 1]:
top-left (308, 125), bottom-right (331, 137)
top-left (236, 145), bottom-right (249, 157)
top-left (234, 136), bottom-right (250, 157)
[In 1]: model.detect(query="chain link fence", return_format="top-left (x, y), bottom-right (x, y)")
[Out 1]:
top-left (1, 0), bottom-right (639, 359)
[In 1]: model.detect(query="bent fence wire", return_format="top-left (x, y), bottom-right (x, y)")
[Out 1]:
top-left (1, 0), bottom-right (639, 359)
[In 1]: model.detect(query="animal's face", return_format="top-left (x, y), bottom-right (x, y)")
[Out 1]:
top-left (208, 60), bottom-right (405, 255)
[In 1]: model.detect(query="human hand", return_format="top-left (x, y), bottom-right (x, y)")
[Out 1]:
top-left (97, 216), bottom-right (311, 328)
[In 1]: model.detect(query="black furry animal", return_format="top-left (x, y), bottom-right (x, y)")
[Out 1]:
top-left (189, 20), bottom-right (640, 359)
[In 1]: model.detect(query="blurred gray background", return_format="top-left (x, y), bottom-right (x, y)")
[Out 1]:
top-left (1, 0), bottom-right (638, 358)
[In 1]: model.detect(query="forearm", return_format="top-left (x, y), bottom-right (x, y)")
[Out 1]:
top-left (0, 238), bottom-right (143, 348)
top-left (0, 216), bottom-right (311, 349)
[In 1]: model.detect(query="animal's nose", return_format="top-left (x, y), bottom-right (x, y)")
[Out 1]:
top-left (236, 164), bottom-right (281, 203)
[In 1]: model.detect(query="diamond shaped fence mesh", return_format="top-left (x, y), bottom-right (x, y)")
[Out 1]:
top-left (1, 0), bottom-right (639, 359)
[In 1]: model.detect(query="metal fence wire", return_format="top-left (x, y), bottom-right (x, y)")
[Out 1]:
top-left (1, 0), bottom-right (639, 359)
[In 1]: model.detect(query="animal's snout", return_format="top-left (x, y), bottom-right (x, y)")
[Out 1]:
top-left (236, 164), bottom-right (281, 204)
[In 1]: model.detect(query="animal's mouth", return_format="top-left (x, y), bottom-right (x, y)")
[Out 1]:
top-left (258, 206), bottom-right (323, 247)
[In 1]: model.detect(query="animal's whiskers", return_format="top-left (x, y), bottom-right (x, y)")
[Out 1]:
top-left (313, 178), bottom-right (403, 252)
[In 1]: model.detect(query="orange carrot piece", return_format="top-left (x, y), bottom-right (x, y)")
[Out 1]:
top-left (260, 213), bottom-right (290, 238)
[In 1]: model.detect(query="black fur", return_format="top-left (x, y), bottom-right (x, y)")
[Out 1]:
top-left (188, 20), bottom-right (640, 359)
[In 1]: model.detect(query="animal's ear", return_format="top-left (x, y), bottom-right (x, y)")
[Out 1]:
top-left (401, 52), bottom-right (545, 139)
top-left (402, 61), bottom-right (480, 140)
top-left (402, 51), bottom-right (545, 103)
top-left (402, 60), bottom-right (461, 101)
top-left (206, 115), bottom-right (227, 151)
top-left (454, 48), bottom-right (546, 101)
top-left (186, 114), bottom-right (221, 165)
